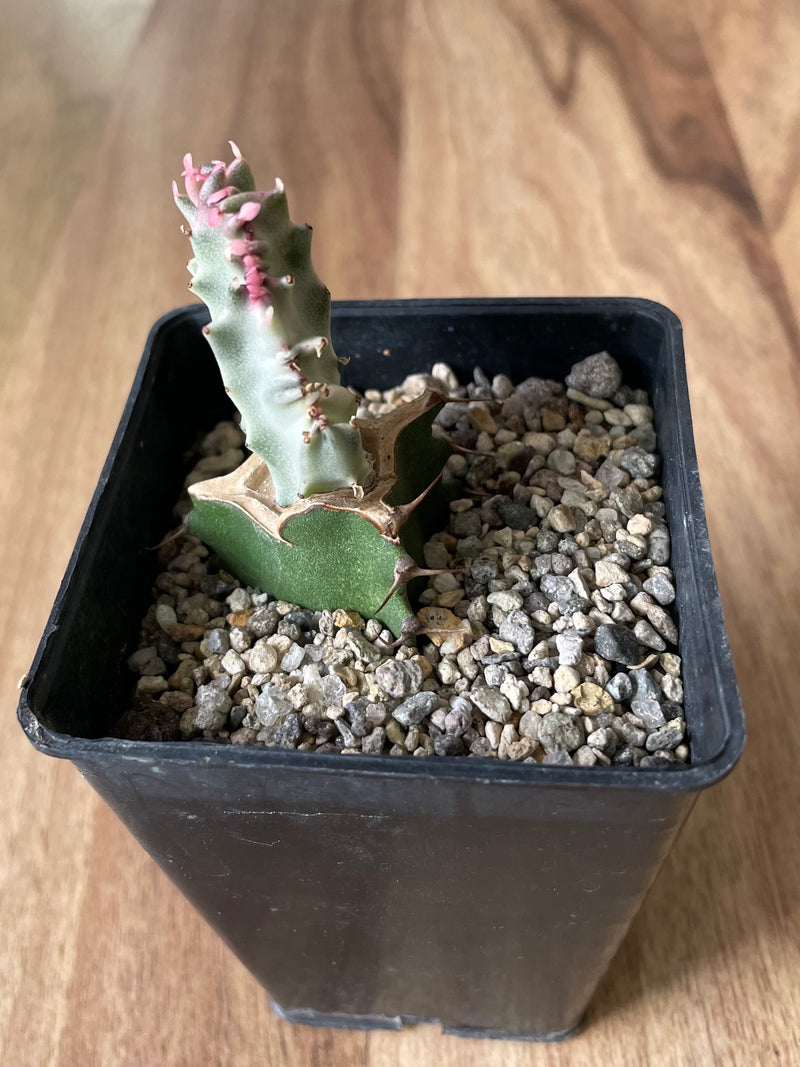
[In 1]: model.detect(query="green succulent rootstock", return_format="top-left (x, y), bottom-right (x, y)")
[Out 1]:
top-left (174, 145), bottom-right (452, 636)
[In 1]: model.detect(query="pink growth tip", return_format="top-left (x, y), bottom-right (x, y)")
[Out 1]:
top-left (238, 201), bottom-right (261, 222)
top-left (207, 185), bottom-right (240, 206)
top-left (229, 140), bottom-right (243, 160)
top-left (229, 238), bottom-right (249, 257)
top-left (181, 153), bottom-right (202, 204)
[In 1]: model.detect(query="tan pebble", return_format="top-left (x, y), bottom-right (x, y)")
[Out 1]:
top-left (554, 665), bottom-right (581, 692)
top-left (660, 652), bottom-right (681, 675)
top-left (594, 559), bottom-right (630, 587)
top-left (411, 654), bottom-right (433, 679)
top-left (507, 738), bottom-right (536, 761)
top-left (437, 589), bottom-right (465, 609)
top-left (551, 692), bottom-right (573, 706)
top-left (603, 408), bottom-right (633, 427)
top-left (530, 666), bottom-right (553, 687)
top-left (179, 707), bottom-right (199, 739)
top-left (529, 699), bottom-right (553, 715)
top-left (573, 432), bottom-right (612, 462)
top-left (135, 675), bottom-right (168, 698)
top-left (168, 658), bottom-right (197, 693)
top-left (226, 609), bottom-right (253, 627)
top-left (385, 719), bottom-right (406, 747)
top-left (489, 636), bottom-right (516, 654)
top-left (441, 633), bottom-right (471, 656)
top-left (549, 503), bottom-right (576, 533)
top-left (230, 727), bottom-right (258, 745)
top-left (541, 408), bottom-right (566, 431)
top-left (169, 622), bottom-right (206, 641)
top-left (418, 606), bottom-right (471, 652)
top-left (469, 405), bottom-right (498, 433)
top-left (333, 608), bottom-right (365, 629)
top-left (498, 723), bottom-right (519, 760)
top-left (485, 721), bottom-right (503, 749)
top-left (624, 403), bottom-right (653, 425)
top-left (159, 689), bottom-right (193, 713)
top-left (572, 681), bottom-right (614, 716)
top-left (566, 387), bottom-right (612, 411)
top-left (524, 431), bottom-right (557, 455)
top-left (627, 514), bottom-right (652, 536)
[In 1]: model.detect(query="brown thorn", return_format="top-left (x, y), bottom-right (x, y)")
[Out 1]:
top-left (388, 467), bottom-right (446, 536)
top-left (442, 395), bottom-right (501, 406)
top-left (435, 431), bottom-right (494, 456)
top-left (384, 615), bottom-right (426, 649)
top-left (148, 519), bottom-right (188, 551)
top-left (373, 557), bottom-right (464, 615)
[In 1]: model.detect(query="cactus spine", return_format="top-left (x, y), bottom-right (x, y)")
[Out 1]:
top-left (174, 146), bottom-right (451, 636)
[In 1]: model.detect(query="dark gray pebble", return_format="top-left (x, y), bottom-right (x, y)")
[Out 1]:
top-left (594, 624), bottom-right (641, 666)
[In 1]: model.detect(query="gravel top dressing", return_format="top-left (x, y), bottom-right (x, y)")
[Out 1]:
top-left (117, 351), bottom-right (688, 768)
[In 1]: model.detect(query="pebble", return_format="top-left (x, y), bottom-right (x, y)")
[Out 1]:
top-left (375, 659), bottom-right (424, 698)
top-left (393, 691), bottom-right (440, 727)
top-left (548, 504), bottom-right (576, 533)
top-left (470, 684), bottom-right (514, 724)
top-left (594, 559), bottom-right (629, 588)
top-left (539, 711), bottom-right (584, 752)
top-left (247, 639), bottom-right (279, 674)
top-left (631, 699), bottom-right (666, 730)
top-left (496, 500), bottom-right (535, 530)
top-left (586, 726), bottom-right (617, 756)
top-left (553, 665), bottom-right (581, 693)
top-left (594, 624), bottom-right (641, 666)
top-left (194, 679), bottom-right (232, 731)
top-left (633, 619), bottom-right (666, 651)
top-left (645, 719), bottom-right (685, 752)
top-left (572, 681), bottom-right (614, 716)
top-left (565, 351), bottom-right (622, 399)
top-left (556, 631), bottom-right (583, 666)
top-left (155, 603), bottom-right (178, 634)
top-left (281, 643), bottom-right (305, 671)
top-left (333, 608), bottom-right (365, 629)
top-left (498, 610), bottom-right (535, 654)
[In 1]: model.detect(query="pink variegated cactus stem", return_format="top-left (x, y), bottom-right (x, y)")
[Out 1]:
top-left (174, 142), bottom-right (371, 507)
top-left (173, 145), bottom-right (453, 635)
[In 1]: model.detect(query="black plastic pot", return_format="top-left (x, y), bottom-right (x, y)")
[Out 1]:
top-left (18, 299), bottom-right (745, 1041)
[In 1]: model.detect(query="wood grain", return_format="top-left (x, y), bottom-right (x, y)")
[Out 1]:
top-left (693, 0), bottom-right (800, 319)
top-left (2, 1), bottom-right (799, 1064)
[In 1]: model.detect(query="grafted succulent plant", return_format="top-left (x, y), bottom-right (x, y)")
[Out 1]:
top-left (174, 144), bottom-right (451, 636)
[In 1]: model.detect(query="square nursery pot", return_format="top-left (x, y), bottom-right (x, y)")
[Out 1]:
top-left (18, 299), bottom-right (745, 1041)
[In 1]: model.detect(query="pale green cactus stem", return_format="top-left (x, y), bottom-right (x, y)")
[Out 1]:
top-left (174, 143), bottom-right (372, 506)
top-left (174, 145), bottom-right (452, 637)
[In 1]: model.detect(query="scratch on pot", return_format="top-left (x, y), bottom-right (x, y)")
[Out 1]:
top-left (226, 810), bottom-right (390, 820)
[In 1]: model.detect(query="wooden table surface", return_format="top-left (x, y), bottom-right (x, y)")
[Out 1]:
top-left (3, 1), bottom-right (799, 1064)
